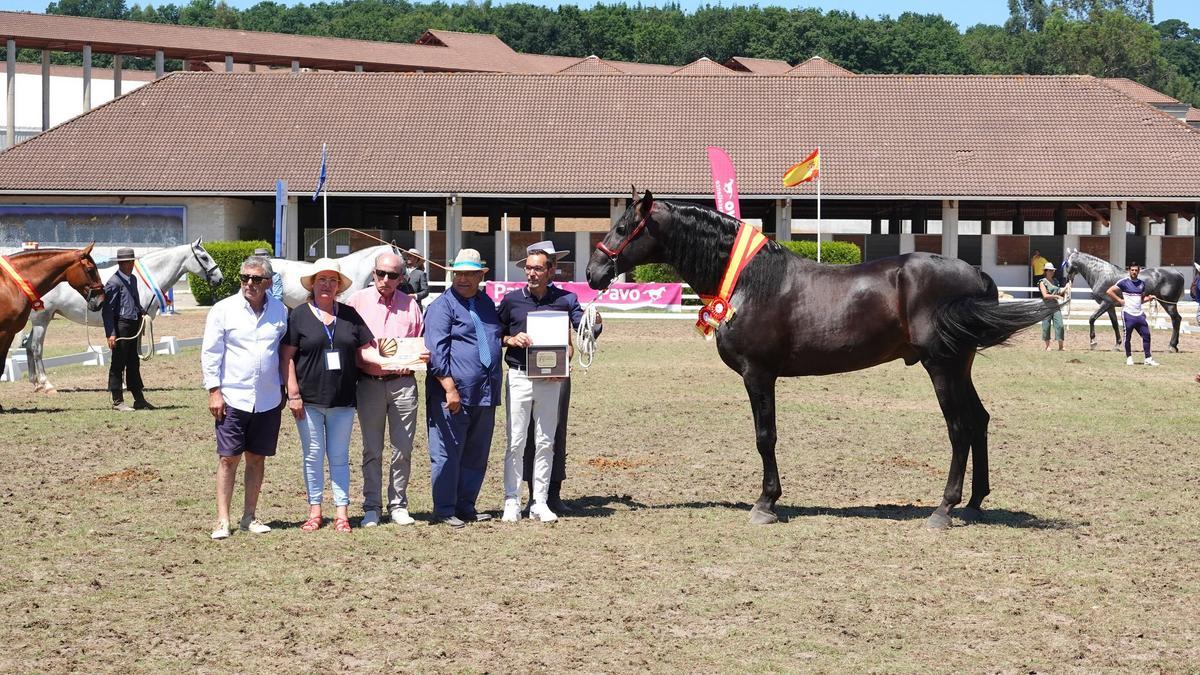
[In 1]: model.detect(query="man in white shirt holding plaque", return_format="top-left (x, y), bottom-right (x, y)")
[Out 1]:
top-left (347, 251), bottom-right (427, 527)
top-left (497, 242), bottom-right (601, 523)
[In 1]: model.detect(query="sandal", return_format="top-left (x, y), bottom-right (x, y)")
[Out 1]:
top-left (300, 515), bottom-right (322, 532)
top-left (334, 517), bottom-right (351, 533)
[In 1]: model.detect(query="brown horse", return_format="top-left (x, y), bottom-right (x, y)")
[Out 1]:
top-left (586, 192), bottom-right (1059, 528)
top-left (1, 245), bottom-right (105, 409)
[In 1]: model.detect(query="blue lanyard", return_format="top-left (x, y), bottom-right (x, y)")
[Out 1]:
top-left (311, 302), bottom-right (338, 349)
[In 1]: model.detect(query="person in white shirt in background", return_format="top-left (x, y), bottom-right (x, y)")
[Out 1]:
top-left (200, 256), bottom-right (289, 540)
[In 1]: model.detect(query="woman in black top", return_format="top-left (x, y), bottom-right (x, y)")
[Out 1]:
top-left (280, 258), bottom-right (386, 533)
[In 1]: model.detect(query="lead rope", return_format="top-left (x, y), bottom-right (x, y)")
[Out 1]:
top-left (83, 304), bottom-right (154, 361)
top-left (574, 300), bottom-right (600, 370)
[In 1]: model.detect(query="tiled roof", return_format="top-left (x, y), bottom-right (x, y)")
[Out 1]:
top-left (724, 57), bottom-right (793, 75)
top-left (787, 56), bottom-right (856, 77)
top-left (555, 56), bottom-right (626, 75)
top-left (671, 58), bottom-right (738, 76)
top-left (1188, 107), bottom-right (1200, 122)
top-left (2, 72), bottom-right (1200, 199)
top-left (1100, 78), bottom-right (1179, 104)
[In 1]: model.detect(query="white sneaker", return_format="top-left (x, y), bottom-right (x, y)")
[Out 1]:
top-left (1126, 356), bottom-right (1135, 366)
top-left (501, 499), bottom-right (521, 523)
top-left (389, 508), bottom-right (415, 526)
top-left (529, 502), bottom-right (558, 523)
top-left (361, 510), bottom-right (380, 527)
top-left (238, 516), bottom-right (271, 534)
top-left (211, 521), bottom-right (231, 540)
top-left (1144, 357), bottom-right (1160, 366)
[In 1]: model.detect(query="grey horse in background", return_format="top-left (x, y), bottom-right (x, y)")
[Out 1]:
top-left (1063, 248), bottom-right (1185, 352)
top-left (24, 238), bottom-right (223, 392)
top-left (267, 244), bottom-right (398, 308)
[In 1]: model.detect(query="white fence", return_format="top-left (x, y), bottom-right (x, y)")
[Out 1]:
top-left (1, 336), bottom-right (203, 383)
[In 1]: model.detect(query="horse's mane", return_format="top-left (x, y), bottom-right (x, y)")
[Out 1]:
top-left (660, 201), bottom-right (788, 296)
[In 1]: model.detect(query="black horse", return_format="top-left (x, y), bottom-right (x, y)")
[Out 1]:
top-left (586, 191), bottom-right (1060, 528)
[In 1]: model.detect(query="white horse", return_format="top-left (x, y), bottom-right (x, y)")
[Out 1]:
top-left (270, 244), bottom-right (398, 308)
top-left (25, 238), bottom-right (223, 392)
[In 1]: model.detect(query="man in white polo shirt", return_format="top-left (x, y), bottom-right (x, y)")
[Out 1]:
top-left (201, 255), bottom-right (289, 540)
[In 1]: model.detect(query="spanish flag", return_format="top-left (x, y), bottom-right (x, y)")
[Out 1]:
top-left (783, 148), bottom-right (820, 187)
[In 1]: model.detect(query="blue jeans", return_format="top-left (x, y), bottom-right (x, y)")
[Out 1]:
top-left (295, 405), bottom-right (355, 507)
top-left (427, 398), bottom-right (496, 519)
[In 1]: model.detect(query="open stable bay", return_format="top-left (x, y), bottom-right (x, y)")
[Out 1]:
top-left (1, 312), bottom-right (1197, 671)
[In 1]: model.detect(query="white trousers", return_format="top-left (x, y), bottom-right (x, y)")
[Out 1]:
top-left (504, 369), bottom-right (562, 504)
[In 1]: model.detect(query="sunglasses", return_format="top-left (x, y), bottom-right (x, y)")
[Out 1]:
top-left (374, 270), bottom-right (402, 280)
top-left (239, 274), bottom-right (269, 283)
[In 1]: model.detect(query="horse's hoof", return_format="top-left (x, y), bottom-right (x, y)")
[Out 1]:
top-left (925, 511), bottom-right (951, 530)
top-left (959, 506), bottom-right (984, 524)
top-left (748, 506), bottom-right (779, 525)
top-left (1171, 346), bottom-right (1181, 354)
top-left (43, 387), bottom-right (57, 395)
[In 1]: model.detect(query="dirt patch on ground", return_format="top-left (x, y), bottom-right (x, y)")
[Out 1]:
top-left (586, 457), bottom-right (644, 471)
top-left (90, 468), bottom-right (160, 486)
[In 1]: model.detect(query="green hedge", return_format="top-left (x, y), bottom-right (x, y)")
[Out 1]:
top-left (632, 263), bottom-right (681, 283)
top-left (188, 240), bottom-right (272, 306)
top-left (781, 240), bottom-right (861, 265)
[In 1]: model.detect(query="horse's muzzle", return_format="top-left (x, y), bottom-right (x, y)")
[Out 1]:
top-left (85, 288), bottom-right (105, 312)
top-left (585, 251), bottom-right (616, 290)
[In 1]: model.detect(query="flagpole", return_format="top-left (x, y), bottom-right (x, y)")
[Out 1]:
top-left (502, 212), bottom-right (509, 282)
top-left (422, 211), bottom-right (429, 278)
top-left (816, 146), bottom-right (822, 263)
top-left (321, 142), bottom-right (328, 257)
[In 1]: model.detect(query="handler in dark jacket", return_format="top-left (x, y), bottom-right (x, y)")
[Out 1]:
top-left (101, 247), bottom-right (153, 411)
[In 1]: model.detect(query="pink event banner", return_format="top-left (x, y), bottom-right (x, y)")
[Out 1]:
top-left (707, 146), bottom-right (741, 220)
top-left (485, 282), bottom-right (683, 310)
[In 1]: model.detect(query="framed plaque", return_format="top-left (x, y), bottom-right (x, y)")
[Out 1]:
top-left (526, 310), bottom-right (569, 379)
top-left (378, 337), bottom-right (427, 371)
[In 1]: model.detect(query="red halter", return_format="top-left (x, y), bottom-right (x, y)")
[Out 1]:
top-left (596, 200), bottom-right (653, 260)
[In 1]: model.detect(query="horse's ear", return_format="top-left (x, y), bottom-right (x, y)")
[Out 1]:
top-left (642, 190), bottom-right (654, 205)
top-left (193, 236), bottom-right (203, 246)
top-left (631, 185), bottom-right (637, 202)
top-left (81, 243), bottom-right (94, 256)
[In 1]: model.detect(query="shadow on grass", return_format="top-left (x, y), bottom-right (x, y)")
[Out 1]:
top-left (559, 494), bottom-right (649, 518)
top-left (44, 385), bottom-right (199, 394)
top-left (0, 407), bottom-right (71, 414)
top-left (647, 500), bottom-right (1079, 530)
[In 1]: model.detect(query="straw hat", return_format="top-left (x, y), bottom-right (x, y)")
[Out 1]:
top-left (1043, 262), bottom-right (1056, 272)
top-left (520, 240), bottom-right (570, 266)
top-left (447, 249), bottom-right (489, 273)
top-left (301, 258), bottom-right (353, 293)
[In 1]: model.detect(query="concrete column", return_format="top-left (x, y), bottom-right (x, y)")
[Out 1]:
top-left (1145, 235), bottom-right (1162, 268)
top-left (1136, 215), bottom-right (1151, 237)
top-left (291, 60), bottom-right (300, 73)
top-left (1063, 234), bottom-right (1080, 264)
top-left (284, 196), bottom-right (299, 260)
top-left (445, 196), bottom-right (463, 261)
top-left (899, 233), bottom-right (915, 254)
top-left (941, 199), bottom-right (959, 260)
top-left (980, 235), bottom-right (997, 276)
top-left (354, 65), bottom-right (363, 73)
top-left (574, 231), bottom-right (590, 282)
top-left (41, 50), bottom-right (51, 131)
top-left (225, 55), bottom-right (233, 72)
top-left (6, 39), bottom-right (14, 148)
top-left (775, 199), bottom-right (793, 242)
top-left (1092, 219), bottom-right (1105, 235)
top-left (82, 44), bottom-right (92, 110)
top-left (112, 54), bottom-right (122, 98)
top-left (155, 50), bottom-right (164, 78)
top-left (248, 63), bottom-right (256, 72)
top-left (1166, 212), bottom-right (1180, 236)
top-left (610, 198), bottom-right (626, 226)
top-left (493, 233), bottom-right (507, 282)
top-left (1110, 200), bottom-right (1127, 268)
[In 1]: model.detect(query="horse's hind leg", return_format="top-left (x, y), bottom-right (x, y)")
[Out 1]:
top-left (1106, 306), bottom-right (1122, 350)
top-left (742, 370), bottom-right (781, 525)
top-left (1164, 302), bottom-right (1182, 353)
top-left (923, 358), bottom-right (974, 530)
top-left (961, 377), bottom-right (991, 522)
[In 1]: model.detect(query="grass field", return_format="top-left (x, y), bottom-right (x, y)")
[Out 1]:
top-left (1, 311), bottom-right (1197, 671)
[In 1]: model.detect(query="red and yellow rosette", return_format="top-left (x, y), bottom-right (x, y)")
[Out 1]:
top-left (695, 223), bottom-right (767, 338)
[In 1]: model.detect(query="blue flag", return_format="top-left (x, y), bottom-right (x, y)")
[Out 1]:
top-left (312, 143), bottom-right (327, 202)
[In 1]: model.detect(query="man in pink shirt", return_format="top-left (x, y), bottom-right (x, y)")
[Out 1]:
top-left (348, 251), bottom-right (427, 527)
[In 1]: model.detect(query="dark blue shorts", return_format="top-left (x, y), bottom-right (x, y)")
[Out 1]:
top-left (215, 404), bottom-right (282, 457)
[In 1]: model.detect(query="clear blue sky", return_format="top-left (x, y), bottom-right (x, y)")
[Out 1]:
top-left (0, 0), bottom-right (1197, 30)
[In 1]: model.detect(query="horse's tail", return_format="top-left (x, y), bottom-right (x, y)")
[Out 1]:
top-left (931, 273), bottom-right (1059, 358)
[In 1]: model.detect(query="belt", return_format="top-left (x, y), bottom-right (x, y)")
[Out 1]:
top-left (366, 373), bottom-right (409, 382)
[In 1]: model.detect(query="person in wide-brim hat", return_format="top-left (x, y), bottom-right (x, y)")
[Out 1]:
top-left (300, 258), bottom-right (353, 293)
top-left (517, 240), bottom-right (570, 267)
top-left (447, 248), bottom-right (490, 273)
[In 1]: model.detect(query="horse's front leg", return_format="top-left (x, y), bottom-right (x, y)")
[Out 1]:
top-left (24, 313), bottom-right (53, 393)
top-left (1164, 302), bottom-right (1182, 353)
top-left (1087, 301), bottom-right (1109, 348)
top-left (743, 370), bottom-right (781, 525)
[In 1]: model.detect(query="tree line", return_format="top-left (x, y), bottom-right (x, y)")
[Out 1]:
top-left (13, 0), bottom-right (1200, 106)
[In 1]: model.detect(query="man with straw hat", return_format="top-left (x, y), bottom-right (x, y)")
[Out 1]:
top-left (424, 249), bottom-right (503, 528)
top-left (101, 247), bottom-right (153, 412)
